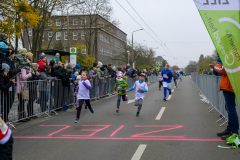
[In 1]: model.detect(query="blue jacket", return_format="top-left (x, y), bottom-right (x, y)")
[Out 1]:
top-left (71, 75), bottom-right (76, 82)
top-left (0, 41), bottom-right (9, 56)
top-left (3, 56), bottom-right (15, 70)
top-left (109, 69), bottom-right (115, 78)
top-left (213, 57), bottom-right (222, 76)
top-left (162, 69), bottom-right (173, 83)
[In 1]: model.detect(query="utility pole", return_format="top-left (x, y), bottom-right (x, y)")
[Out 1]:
top-left (131, 29), bottom-right (143, 66)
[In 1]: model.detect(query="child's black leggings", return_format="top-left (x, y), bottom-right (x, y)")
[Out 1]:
top-left (76, 99), bottom-right (92, 119)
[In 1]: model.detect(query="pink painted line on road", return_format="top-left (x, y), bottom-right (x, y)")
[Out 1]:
top-left (39, 125), bottom-right (70, 137)
top-left (110, 125), bottom-right (125, 137)
top-left (12, 136), bottom-right (224, 142)
top-left (132, 126), bottom-right (183, 137)
top-left (135, 125), bottom-right (183, 127)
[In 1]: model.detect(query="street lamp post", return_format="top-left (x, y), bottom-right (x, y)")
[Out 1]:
top-left (131, 29), bottom-right (143, 65)
top-left (67, 1), bottom-right (85, 52)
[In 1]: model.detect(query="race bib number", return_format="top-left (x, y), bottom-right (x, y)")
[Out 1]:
top-left (118, 85), bottom-right (122, 89)
top-left (163, 74), bottom-right (167, 78)
top-left (0, 119), bottom-right (8, 135)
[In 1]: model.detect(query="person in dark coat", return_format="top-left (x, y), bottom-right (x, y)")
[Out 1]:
top-left (27, 63), bottom-right (40, 118)
top-left (0, 63), bottom-right (15, 122)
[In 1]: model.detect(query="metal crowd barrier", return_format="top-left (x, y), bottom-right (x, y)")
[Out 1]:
top-left (0, 75), bottom-right (158, 127)
top-left (191, 73), bottom-right (240, 126)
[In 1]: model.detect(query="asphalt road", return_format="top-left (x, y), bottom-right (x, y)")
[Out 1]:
top-left (12, 77), bottom-right (240, 160)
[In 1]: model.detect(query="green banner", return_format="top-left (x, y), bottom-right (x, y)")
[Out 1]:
top-left (193, 0), bottom-right (240, 104)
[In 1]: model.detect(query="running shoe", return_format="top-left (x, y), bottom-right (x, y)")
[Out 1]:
top-left (136, 112), bottom-right (140, 116)
top-left (163, 98), bottom-right (167, 101)
top-left (74, 118), bottom-right (79, 123)
top-left (116, 109), bottom-right (119, 113)
top-left (90, 108), bottom-right (94, 114)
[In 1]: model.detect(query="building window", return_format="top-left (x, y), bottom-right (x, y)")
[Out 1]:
top-left (73, 19), bottom-right (78, 25)
top-left (81, 46), bottom-right (86, 54)
top-left (48, 32), bottom-right (52, 40)
top-left (99, 20), bottom-right (104, 27)
top-left (64, 46), bottom-right (68, 51)
top-left (106, 35), bottom-right (109, 44)
top-left (56, 19), bottom-right (61, 26)
top-left (65, 21), bottom-right (68, 26)
top-left (64, 32), bottom-right (68, 40)
top-left (99, 33), bottom-right (103, 41)
top-left (28, 28), bottom-right (32, 36)
top-left (100, 47), bottom-right (102, 55)
top-left (29, 43), bottom-right (32, 50)
top-left (81, 31), bottom-right (85, 40)
top-left (73, 32), bottom-right (78, 40)
top-left (81, 18), bottom-right (86, 25)
top-left (104, 48), bottom-right (106, 55)
top-left (56, 32), bottom-right (61, 40)
top-left (48, 20), bottom-right (52, 26)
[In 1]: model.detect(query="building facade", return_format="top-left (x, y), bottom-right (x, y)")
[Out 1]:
top-left (23, 14), bottom-right (127, 65)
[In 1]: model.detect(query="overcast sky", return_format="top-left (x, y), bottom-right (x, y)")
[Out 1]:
top-left (110, 0), bottom-right (216, 68)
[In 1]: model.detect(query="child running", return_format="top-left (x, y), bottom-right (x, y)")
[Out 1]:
top-left (114, 71), bottom-right (128, 113)
top-left (173, 70), bottom-right (179, 88)
top-left (157, 72), bottom-right (163, 90)
top-left (127, 73), bottom-right (148, 116)
top-left (162, 64), bottom-right (173, 101)
top-left (74, 71), bottom-right (94, 123)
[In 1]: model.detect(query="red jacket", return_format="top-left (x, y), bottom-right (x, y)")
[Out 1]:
top-left (38, 60), bottom-right (46, 72)
top-left (0, 117), bottom-right (10, 143)
top-left (214, 64), bottom-right (234, 93)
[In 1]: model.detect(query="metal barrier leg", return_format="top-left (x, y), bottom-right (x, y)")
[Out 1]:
top-left (209, 106), bottom-right (215, 112)
top-left (7, 122), bottom-right (16, 129)
top-left (220, 119), bottom-right (228, 127)
top-left (216, 117), bottom-right (224, 123)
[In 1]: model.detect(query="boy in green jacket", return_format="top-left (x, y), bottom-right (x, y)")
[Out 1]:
top-left (53, 53), bottom-right (60, 64)
top-left (114, 71), bottom-right (128, 113)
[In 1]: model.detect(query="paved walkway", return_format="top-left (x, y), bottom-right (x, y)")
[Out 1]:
top-left (12, 76), bottom-right (240, 160)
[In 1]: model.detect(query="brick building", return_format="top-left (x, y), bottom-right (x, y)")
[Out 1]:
top-left (23, 14), bottom-right (127, 66)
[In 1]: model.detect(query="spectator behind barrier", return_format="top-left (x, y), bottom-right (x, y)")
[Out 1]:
top-left (39, 65), bottom-right (55, 112)
top-left (0, 33), bottom-right (10, 56)
top-left (0, 63), bottom-right (15, 122)
top-left (27, 63), bottom-right (40, 119)
top-left (53, 53), bottom-right (60, 63)
top-left (15, 48), bottom-right (31, 71)
top-left (210, 60), bottom-right (239, 140)
top-left (38, 55), bottom-right (47, 72)
top-left (16, 62), bottom-right (32, 122)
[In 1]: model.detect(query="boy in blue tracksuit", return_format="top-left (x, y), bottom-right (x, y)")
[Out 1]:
top-left (161, 64), bottom-right (173, 101)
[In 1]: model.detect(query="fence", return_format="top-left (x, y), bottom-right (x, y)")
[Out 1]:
top-left (0, 74), bottom-right (157, 128)
top-left (191, 73), bottom-right (240, 126)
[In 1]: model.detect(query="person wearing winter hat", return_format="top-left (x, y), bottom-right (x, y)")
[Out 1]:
top-left (15, 48), bottom-right (31, 70)
top-left (114, 71), bottom-right (128, 113)
top-left (26, 52), bottom-right (33, 61)
top-left (0, 33), bottom-right (11, 56)
top-left (3, 49), bottom-right (21, 115)
top-left (53, 53), bottom-right (60, 63)
top-left (38, 55), bottom-right (47, 72)
top-left (75, 64), bottom-right (81, 72)
top-left (0, 63), bottom-right (15, 123)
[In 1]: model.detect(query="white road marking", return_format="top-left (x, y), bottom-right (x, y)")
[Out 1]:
top-left (131, 144), bottom-right (147, 160)
top-left (128, 99), bottom-right (135, 104)
top-left (167, 95), bottom-right (172, 101)
top-left (155, 107), bottom-right (166, 120)
top-left (172, 89), bottom-right (175, 93)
